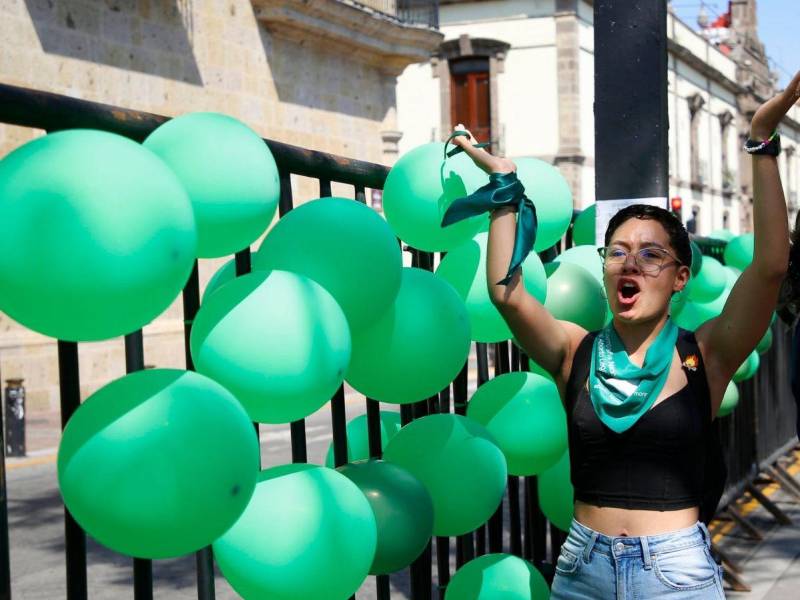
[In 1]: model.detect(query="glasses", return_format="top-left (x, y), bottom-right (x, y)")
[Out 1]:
top-left (597, 246), bottom-right (682, 273)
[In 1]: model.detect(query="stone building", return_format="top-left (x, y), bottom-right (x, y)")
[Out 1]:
top-left (0, 0), bottom-right (441, 416)
top-left (396, 0), bottom-right (800, 236)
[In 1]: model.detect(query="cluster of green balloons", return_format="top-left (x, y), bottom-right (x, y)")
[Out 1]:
top-left (0, 112), bottom-right (282, 342)
top-left (446, 553), bottom-right (550, 599)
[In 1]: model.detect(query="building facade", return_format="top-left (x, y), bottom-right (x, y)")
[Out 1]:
top-left (0, 0), bottom-right (441, 414)
top-left (396, 0), bottom-right (800, 236)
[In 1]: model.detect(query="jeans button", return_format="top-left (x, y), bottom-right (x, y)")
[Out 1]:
top-left (615, 542), bottom-right (625, 553)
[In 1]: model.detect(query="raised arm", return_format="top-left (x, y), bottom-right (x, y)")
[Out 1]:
top-left (698, 72), bottom-right (800, 395)
top-left (450, 126), bottom-right (585, 385)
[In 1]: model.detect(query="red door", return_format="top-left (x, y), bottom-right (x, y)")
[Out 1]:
top-left (451, 69), bottom-right (491, 148)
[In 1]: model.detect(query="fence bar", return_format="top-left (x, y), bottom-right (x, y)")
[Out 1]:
top-left (319, 178), bottom-right (332, 198)
top-left (366, 399), bottom-right (383, 458)
top-left (0, 83), bottom-right (389, 189)
top-left (0, 363), bottom-right (10, 600)
top-left (435, 536), bottom-right (450, 598)
top-left (124, 331), bottom-right (154, 600)
top-left (57, 341), bottom-right (87, 600)
top-left (180, 264), bottom-right (217, 600)
top-left (508, 476), bottom-right (522, 556)
top-left (331, 386), bottom-right (348, 467)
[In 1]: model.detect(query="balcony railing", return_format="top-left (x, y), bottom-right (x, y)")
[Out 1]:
top-left (357, 0), bottom-right (440, 29)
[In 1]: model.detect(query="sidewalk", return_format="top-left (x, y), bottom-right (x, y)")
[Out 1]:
top-left (710, 447), bottom-right (800, 598)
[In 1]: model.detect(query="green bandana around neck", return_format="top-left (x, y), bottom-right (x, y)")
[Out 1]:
top-left (588, 319), bottom-right (679, 433)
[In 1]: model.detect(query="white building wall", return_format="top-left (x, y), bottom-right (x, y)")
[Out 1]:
top-left (396, 62), bottom-right (440, 156)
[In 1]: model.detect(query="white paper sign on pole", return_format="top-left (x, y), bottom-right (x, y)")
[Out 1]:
top-left (594, 197), bottom-right (668, 247)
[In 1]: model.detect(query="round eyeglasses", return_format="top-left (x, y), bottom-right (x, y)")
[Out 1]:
top-left (597, 246), bottom-right (682, 273)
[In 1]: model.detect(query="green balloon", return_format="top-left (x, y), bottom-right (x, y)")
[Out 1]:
top-left (538, 451), bottom-right (574, 531)
top-left (254, 197), bottom-right (402, 332)
top-left (709, 229), bottom-right (735, 242)
top-left (733, 351), bottom-right (760, 382)
top-left (688, 256), bottom-right (727, 303)
top-left (672, 299), bottom-right (719, 331)
top-left (346, 268), bottom-right (471, 404)
top-left (382, 143), bottom-right (487, 251)
top-left (724, 265), bottom-right (742, 288)
top-left (544, 262), bottom-right (607, 331)
top-left (527, 358), bottom-right (555, 381)
top-left (435, 233), bottom-right (547, 342)
top-left (717, 381), bottom-right (740, 418)
top-left (553, 244), bottom-right (612, 324)
top-left (690, 241), bottom-right (703, 277)
top-left (383, 414), bottom-right (507, 536)
top-left (670, 288), bottom-right (690, 318)
top-left (757, 326), bottom-right (773, 355)
top-left (445, 553), bottom-right (550, 600)
top-left (203, 259), bottom-right (236, 302)
top-left (144, 112), bottom-right (279, 258)
top-left (337, 460), bottom-right (434, 575)
top-left (553, 245), bottom-right (604, 285)
top-left (58, 369), bottom-right (258, 558)
top-left (572, 204), bottom-right (596, 246)
top-left (724, 234), bottom-right (754, 271)
top-left (324, 411), bottom-right (402, 468)
top-left (191, 271), bottom-right (351, 423)
top-left (515, 157), bottom-right (573, 251)
top-left (0, 129), bottom-right (196, 341)
top-left (214, 464), bottom-right (376, 600)
top-left (467, 372), bottom-right (567, 476)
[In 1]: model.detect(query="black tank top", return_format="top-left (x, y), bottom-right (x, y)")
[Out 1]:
top-left (565, 328), bottom-right (725, 519)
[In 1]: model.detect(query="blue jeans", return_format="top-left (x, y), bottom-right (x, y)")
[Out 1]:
top-left (551, 519), bottom-right (725, 599)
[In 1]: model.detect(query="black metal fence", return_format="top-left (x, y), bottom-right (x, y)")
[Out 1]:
top-left (0, 83), bottom-right (561, 600)
top-left (356, 0), bottom-right (440, 29)
top-left (0, 83), bottom-right (797, 600)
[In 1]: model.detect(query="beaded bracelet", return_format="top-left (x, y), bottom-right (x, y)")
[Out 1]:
top-left (744, 129), bottom-right (781, 155)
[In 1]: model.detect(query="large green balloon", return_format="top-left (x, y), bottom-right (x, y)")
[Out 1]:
top-left (383, 414), bottom-right (507, 536)
top-left (717, 381), bottom-right (740, 418)
top-left (733, 351), bottom-right (760, 382)
top-left (672, 299), bottom-right (720, 331)
top-left (724, 234), bottom-right (754, 271)
top-left (724, 265), bottom-right (742, 288)
top-left (572, 204), bottom-right (596, 246)
top-left (538, 451), bottom-right (574, 531)
top-left (688, 256), bottom-right (727, 303)
top-left (254, 197), bottom-right (402, 332)
top-left (143, 112), bottom-right (279, 257)
top-left (467, 372), bottom-right (567, 476)
top-left (435, 233), bottom-right (547, 342)
top-left (757, 326), bottom-right (773, 355)
top-left (191, 271), bottom-right (351, 423)
top-left (445, 553), bottom-right (550, 600)
top-left (338, 460), bottom-right (434, 575)
top-left (346, 268), bottom-right (471, 404)
top-left (0, 129), bottom-right (196, 341)
top-left (544, 262), bottom-right (607, 331)
top-left (515, 157), bottom-right (574, 251)
top-left (324, 411), bottom-right (402, 468)
top-left (690, 240), bottom-right (703, 277)
top-left (214, 464), bottom-right (376, 600)
top-left (382, 143), bottom-right (487, 251)
top-left (58, 369), bottom-right (258, 558)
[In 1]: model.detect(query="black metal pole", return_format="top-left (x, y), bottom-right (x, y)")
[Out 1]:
top-left (508, 476), bottom-right (522, 557)
top-left (0, 361), bottom-right (10, 600)
top-left (125, 331), bottom-right (153, 600)
top-left (331, 386), bottom-right (349, 467)
top-left (57, 341), bottom-right (87, 600)
top-left (182, 264), bottom-right (216, 600)
top-left (594, 0), bottom-right (669, 206)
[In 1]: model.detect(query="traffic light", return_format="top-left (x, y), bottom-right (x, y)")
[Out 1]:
top-left (670, 196), bottom-right (683, 219)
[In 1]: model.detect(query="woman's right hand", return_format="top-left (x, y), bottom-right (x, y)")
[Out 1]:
top-left (452, 123), bottom-right (476, 147)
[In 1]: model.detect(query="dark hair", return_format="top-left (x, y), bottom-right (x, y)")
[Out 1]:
top-left (604, 204), bottom-right (692, 267)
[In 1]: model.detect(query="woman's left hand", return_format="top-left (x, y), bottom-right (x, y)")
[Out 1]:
top-left (751, 70), bottom-right (800, 139)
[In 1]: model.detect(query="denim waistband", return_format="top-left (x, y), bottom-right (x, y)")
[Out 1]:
top-left (565, 518), bottom-right (711, 563)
